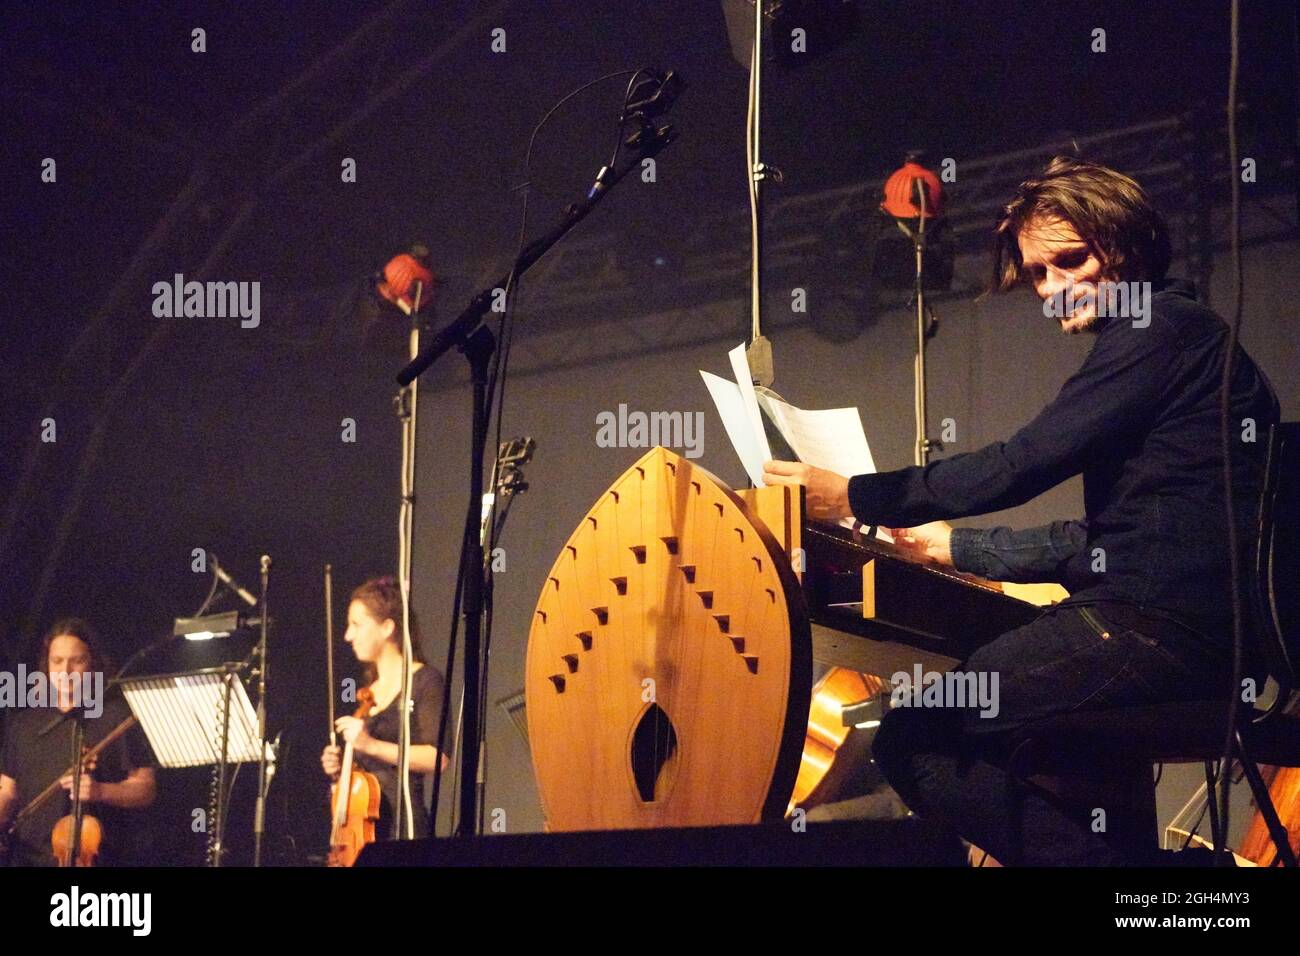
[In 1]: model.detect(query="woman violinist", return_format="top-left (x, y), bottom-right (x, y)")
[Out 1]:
top-left (320, 577), bottom-right (450, 841)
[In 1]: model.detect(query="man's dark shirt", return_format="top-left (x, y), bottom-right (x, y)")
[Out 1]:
top-left (1, 694), bottom-right (154, 866)
top-left (848, 278), bottom-right (1279, 649)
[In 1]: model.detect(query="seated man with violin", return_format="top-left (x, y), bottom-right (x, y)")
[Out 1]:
top-left (0, 618), bottom-right (157, 866)
top-left (763, 156), bottom-right (1279, 865)
top-left (321, 576), bottom-right (450, 848)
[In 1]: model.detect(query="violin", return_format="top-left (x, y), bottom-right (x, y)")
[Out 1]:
top-left (52, 743), bottom-right (102, 866)
top-left (327, 688), bottom-right (382, 866)
top-left (324, 563), bottom-right (382, 867)
top-left (52, 811), bottom-right (102, 867)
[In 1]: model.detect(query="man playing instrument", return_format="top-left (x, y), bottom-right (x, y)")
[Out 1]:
top-left (0, 618), bottom-right (157, 866)
top-left (763, 156), bottom-right (1279, 865)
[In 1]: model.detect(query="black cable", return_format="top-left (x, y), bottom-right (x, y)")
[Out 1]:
top-left (489, 68), bottom-right (650, 424)
top-left (484, 67), bottom-right (645, 418)
top-left (193, 560), bottom-right (221, 617)
top-left (1206, 759), bottom-right (1223, 856)
top-left (474, 490), bottom-right (521, 833)
top-left (1181, 762), bottom-right (1221, 850)
top-left (428, 501), bottom-right (468, 837)
top-left (607, 68), bottom-right (655, 171)
top-left (469, 68), bottom-right (649, 834)
top-left (487, 67), bottom-right (650, 506)
top-left (453, 467), bottom-right (488, 836)
top-left (483, 69), bottom-right (649, 488)
top-left (480, 68), bottom-right (646, 597)
top-left (1215, 0), bottom-right (1246, 867)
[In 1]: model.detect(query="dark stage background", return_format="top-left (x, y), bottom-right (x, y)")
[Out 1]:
top-left (2, 1), bottom-right (1297, 862)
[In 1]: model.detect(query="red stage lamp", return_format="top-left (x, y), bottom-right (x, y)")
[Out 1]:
top-left (880, 159), bottom-right (943, 219)
top-left (376, 248), bottom-right (437, 315)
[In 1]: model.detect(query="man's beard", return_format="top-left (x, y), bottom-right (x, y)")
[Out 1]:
top-left (1058, 311), bottom-right (1104, 335)
top-left (1049, 279), bottom-right (1108, 335)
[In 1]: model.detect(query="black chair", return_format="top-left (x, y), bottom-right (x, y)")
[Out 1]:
top-left (1005, 422), bottom-right (1300, 866)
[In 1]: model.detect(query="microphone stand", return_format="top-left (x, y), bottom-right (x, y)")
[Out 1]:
top-left (252, 554), bottom-right (271, 866)
top-left (65, 714), bottom-right (86, 866)
top-left (906, 181), bottom-right (940, 466)
top-left (746, 0), bottom-right (777, 390)
top-left (212, 665), bottom-right (234, 867)
top-left (398, 121), bottom-right (677, 837)
top-left (395, 282), bottom-right (428, 840)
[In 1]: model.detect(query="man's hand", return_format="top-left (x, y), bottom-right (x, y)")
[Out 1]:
top-left (0, 774), bottom-right (18, 831)
top-left (59, 772), bottom-right (102, 804)
top-left (884, 521), bottom-right (955, 566)
top-left (762, 460), bottom-right (853, 521)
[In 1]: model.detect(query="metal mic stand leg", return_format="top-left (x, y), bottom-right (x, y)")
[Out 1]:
top-left (911, 204), bottom-right (940, 467)
top-left (252, 556), bottom-right (271, 866)
top-left (66, 717), bottom-right (86, 866)
top-left (455, 325), bottom-right (496, 837)
top-left (212, 667), bottom-right (233, 867)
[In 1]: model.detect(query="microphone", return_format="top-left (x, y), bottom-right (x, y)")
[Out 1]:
top-left (589, 70), bottom-right (683, 199)
top-left (625, 70), bottom-right (683, 120)
top-left (587, 164), bottom-right (613, 200)
top-left (213, 556), bottom-right (258, 608)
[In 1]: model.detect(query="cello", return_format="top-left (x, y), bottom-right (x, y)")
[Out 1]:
top-left (787, 668), bottom-right (889, 815)
top-left (324, 564), bottom-right (381, 867)
top-left (1237, 696), bottom-right (1300, 866)
top-left (1238, 766), bottom-right (1300, 865)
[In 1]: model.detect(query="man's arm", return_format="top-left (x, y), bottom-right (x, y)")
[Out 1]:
top-left (0, 774), bottom-right (17, 829)
top-left (846, 318), bottom-right (1173, 526)
top-left (949, 520), bottom-right (1087, 584)
top-left (96, 767), bottom-right (156, 810)
top-left (64, 765), bottom-right (157, 809)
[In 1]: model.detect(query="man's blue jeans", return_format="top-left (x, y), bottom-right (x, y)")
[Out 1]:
top-left (871, 604), bottom-right (1236, 865)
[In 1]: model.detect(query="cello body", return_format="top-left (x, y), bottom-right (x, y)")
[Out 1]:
top-left (787, 667), bottom-right (888, 815)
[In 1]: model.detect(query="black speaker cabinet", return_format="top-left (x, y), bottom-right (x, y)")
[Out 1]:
top-left (356, 818), bottom-right (965, 866)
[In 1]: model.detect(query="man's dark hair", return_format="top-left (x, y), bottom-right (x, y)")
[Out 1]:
top-left (41, 616), bottom-right (113, 674)
top-left (992, 155), bottom-right (1172, 291)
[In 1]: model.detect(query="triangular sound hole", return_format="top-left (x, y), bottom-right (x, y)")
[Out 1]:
top-left (630, 703), bottom-right (678, 803)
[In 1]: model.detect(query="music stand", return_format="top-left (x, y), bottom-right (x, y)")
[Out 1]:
top-left (115, 630), bottom-right (264, 866)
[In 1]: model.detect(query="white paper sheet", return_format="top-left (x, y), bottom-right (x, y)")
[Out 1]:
top-left (700, 370), bottom-right (768, 488)
top-left (700, 347), bottom-right (890, 539)
top-left (727, 343), bottom-right (772, 475)
top-left (754, 394), bottom-right (876, 477)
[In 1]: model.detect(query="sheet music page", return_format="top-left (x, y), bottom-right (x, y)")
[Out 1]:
top-left (756, 393), bottom-right (892, 539)
top-left (755, 395), bottom-right (876, 476)
top-left (700, 370), bottom-right (768, 488)
top-left (700, 350), bottom-right (891, 539)
top-left (727, 343), bottom-right (773, 474)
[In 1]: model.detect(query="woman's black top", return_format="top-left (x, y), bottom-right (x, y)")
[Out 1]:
top-left (354, 665), bottom-right (447, 840)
